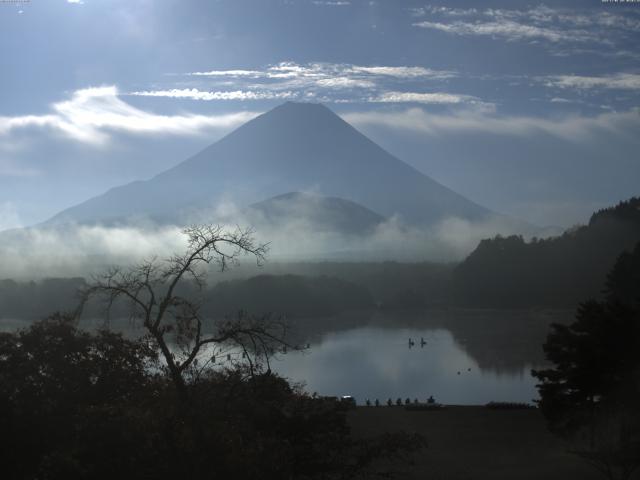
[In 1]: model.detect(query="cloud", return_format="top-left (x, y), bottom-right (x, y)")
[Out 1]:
top-left (258, 214), bottom-right (528, 262)
top-left (186, 62), bottom-right (456, 88)
top-left (0, 225), bottom-right (189, 277)
top-left (0, 208), bottom-right (537, 278)
top-left (189, 69), bottom-right (264, 78)
top-left (549, 97), bottom-right (573, 104)
top-left (370, 91), bottom-right (477, 105)
top-left (129, 88), bottom-right (297, 101)
top-left (414, 19), bottom-right (590, 43)
top-left (346, 65), bottom-right (454, 79)
top-left (314, 77), bottom-right (376, 89)
top-left (410, 6), bottom-right (478, 17)
top-left (0, 86), bottom-right (260, 145)
top-left (173, 62), bottom-right (460, 105)
top-left (411, 4), bottom-right (640, 46)
top-left (343, 106), bottom-right (640, 141)
top-left (551, 9), bottom-right (640, 33)
top-left (312, 1), bottom-right (350, 5)
top-left (542, 73), bottom-right (640, 91)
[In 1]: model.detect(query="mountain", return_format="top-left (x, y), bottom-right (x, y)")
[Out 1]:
top-left (452, 197), bottom-right (640, 308)
top-left (244, 192), bottom-right (385, 235)
top-left (45, 102), bottom-right (490, 227)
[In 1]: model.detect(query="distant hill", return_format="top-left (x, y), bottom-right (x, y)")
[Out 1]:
top-left (245, 192), bottom-right (385, 235)
top-left (452, 197), bottom-right (640, 307)
top-left (206, 274), bottom-right (374, 317)
top-left (44, 102), bottom-right (490, 227)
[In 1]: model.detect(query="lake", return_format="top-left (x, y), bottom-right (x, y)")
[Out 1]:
top-left (1, 308), bottom-right (572, 405)
top-left (273, 326), bottom-right (538, 406)
top-left (267, 309), bottom-right (573, 405)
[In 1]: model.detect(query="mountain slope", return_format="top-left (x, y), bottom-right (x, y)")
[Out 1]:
top-left (46, 102), bottom-right (490, 226)
top-left (245, 192), bottom-right (385, 235)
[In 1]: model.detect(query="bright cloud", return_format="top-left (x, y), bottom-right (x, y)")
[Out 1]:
top-left (0, 86), bottom-right (260, 145)
top-left (176, 62), bottom-right (459, 104)
top-left (370, 91), bottom-right (475, 104)
top-left (314, 77), bottom-right (376, 89)
top-left (414, 19), bottom-right (591, 43)
top-left (187, 62), bottom-right (455, 83)
top-left (129, 88), bottom-right (297, 101)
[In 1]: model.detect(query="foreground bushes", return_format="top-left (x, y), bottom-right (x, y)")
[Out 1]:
top-left (0, 315), bottom-right (423, 480)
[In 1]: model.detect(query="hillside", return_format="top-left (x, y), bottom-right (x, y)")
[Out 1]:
top-left (452, 197), bottom-right (640, 307)
top-left (206, 274), bottom-right (373, 318)
top-left (245, 192), bottom-right (385, 235)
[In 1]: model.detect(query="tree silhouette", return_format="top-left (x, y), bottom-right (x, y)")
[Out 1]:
top-left (79, 224), bottom-right (295, 398)
top-left (533, 242), bottom-right (640, 480)
top-left (0, 314), bottom-right (157, 479)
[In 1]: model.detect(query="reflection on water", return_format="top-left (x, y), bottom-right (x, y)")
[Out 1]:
top-left (273, 326), bottom-right (540, 405)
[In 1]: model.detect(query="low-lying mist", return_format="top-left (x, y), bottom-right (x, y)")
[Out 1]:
top-left (0, 211), bottom-right (554, 279)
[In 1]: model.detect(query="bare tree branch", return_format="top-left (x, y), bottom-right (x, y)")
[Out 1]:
top-left (77, 224), bottom-right (292, 400)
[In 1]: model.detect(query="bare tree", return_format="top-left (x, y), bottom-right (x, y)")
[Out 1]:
top-left (78, 224), bottom-right (296, 399)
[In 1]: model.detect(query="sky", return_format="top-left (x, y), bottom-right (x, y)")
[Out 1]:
top-left (1, 0), bottom-right (639, 230)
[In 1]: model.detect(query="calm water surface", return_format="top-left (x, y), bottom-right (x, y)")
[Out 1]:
top-left (272, 325), bottom-right (540, 405)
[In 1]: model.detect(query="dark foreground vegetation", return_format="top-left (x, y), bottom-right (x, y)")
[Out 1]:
top-left (0, 316), bottom-right (423, 480)
top-left (533, 242), bottom-right (640, 480)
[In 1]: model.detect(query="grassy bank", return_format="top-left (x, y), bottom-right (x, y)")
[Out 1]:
top-left (349, 405), bottom-right (603, 479)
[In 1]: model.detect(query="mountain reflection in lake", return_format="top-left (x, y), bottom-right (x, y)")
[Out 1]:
top-left (273, 326), bottom-right (538, 406)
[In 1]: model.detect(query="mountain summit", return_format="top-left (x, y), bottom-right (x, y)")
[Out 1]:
top-left (46, 102), bottom-right (490, 226)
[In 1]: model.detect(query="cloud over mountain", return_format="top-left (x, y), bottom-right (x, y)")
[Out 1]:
top-left (0, 86), bottom-right (259, 145)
